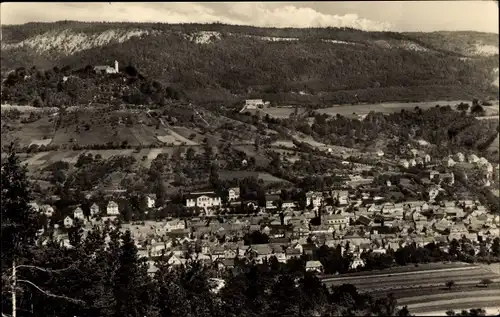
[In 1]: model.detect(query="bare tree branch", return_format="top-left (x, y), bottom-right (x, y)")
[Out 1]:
top-left (16, 279), bottom-right (85, 305)
top-left (4, 264), bottom-right (79, 274)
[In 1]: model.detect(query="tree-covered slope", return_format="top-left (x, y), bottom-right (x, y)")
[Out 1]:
top-left (2, 22), bottom-right (499, 104)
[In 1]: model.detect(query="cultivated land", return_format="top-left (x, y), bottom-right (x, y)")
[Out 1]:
top-left (323, 265), bottom-right (499, 291)
top-left (323, 263), bottom-right (500, 315)
top-left (315, 100), bottom-right (470, 117)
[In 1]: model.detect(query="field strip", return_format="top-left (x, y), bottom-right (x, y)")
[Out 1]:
top-left (403, 296), bottom-right (500, 310)
top-left (416, 307), bottom-right (500, 316)
top-left (322, 266), bottom-right (478, 282)
top-left (398, 289), bottom-right (500, 305)
top-left (359, 279), bottom-right (500, 292)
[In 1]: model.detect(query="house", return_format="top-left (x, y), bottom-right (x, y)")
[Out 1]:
top-left (351, 256), bottom-right (365, 270)
top-left (146, 194), bottom-right (156, 209)
top-left (449, 222), bottom-right (469, 241)
top-left (323, 214), bottom-right (349, 230)
top-left (247, 244), bottom-right (273, 263)
top-left (440, 172), bottom-right (455, 185)
top-left (90, 203), bottom-right (100, 217)
top-left (306, 191), bottom-right (323, 208)
top-left (228, 187), bottom-right (240, 201)
top-left (165, 219), bottom-right (185, 232)
top-left (409, 158), bottom-right (417, 167)
top-left (265, 195), bottom-right (281, 210)
top-left (305, 260), bottom-right (323, 273)
top-left (281, 201), bottom-right (296, 209)
top-left (94, 60), bottom-right (119, 74)
top-left (106, 201), bottom-right (120, 215)
top-left (285, 247), bottom-right (302, 260)
top-left (468, 154), bottom-right (479, 164)
top-left (41, 204), bottom-right (55, 217)
top-left (185, 191), bottom-right (222, 209)
top-left (242, 99), bottom-right (269, 110)
top-left (29, 202), bottom-right (40, 212)
top-left (399, 159), bottom-right (410, 168)
top-left (73, 207), bottom-right (85, 220)
top-left (332, 190), bottom-right (349, 206)
top-left (456, 152), bottom-right (465, 162)
top-left (446, 157), bottom-right (456, 167)
top-left (63, 216), bottom-right (74, 228)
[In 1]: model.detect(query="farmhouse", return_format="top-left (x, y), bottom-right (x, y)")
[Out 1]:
top-left (185, 191), bottom-right (222, 209)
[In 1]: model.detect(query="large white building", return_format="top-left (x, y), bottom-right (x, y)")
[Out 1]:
top-left (186, 191), bottom-right (222, 209)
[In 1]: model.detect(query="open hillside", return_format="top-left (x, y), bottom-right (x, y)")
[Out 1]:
top-left (1, 22), bottom-right (499, 105)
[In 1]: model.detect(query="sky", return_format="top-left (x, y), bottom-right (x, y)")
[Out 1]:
top-left (1, 1), bottom-right (498, 33)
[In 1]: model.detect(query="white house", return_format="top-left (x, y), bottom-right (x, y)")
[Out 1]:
top-left (456, 152), bottom-right (465, 162)
top-left (106, 201), bottom-right (120, 216)
top-left (73, 207), bottom-right (85, 220)
top-left (185, 191), bottom-right (222, 209)
top-left (228, 187), bottom-right (240, 201)
top-left (323, 214), bottom-right (349, 230)
top-left (446, 157), bottom-right (456, 167)
top-left (63, 216), bottom-right (74, 228)
top-left (90, 203), bottom-right (100, 217)
top-left (305, 260), bottom-right (323, 273)
top-left (164, 219), bottom-right (185, 232)
top-left (399, 159), bottom-right (410, 168)
top-left (41, 204), bottom-right (55, 217)
top-left (146, 195), bottom-right (156, 209)
top-left (468, 154), bottom-right (479, 164)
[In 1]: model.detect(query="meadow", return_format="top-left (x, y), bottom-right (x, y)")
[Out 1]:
top-left (315, 100), bottom-right (470, 117)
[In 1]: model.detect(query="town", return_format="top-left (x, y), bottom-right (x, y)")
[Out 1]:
top-left (29, 146), bottom-right (500, 276)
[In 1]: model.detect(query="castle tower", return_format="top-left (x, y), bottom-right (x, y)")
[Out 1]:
top-left (114, 60), bottom-right (119, 73)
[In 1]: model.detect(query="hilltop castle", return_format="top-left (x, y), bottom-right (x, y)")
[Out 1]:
top-left (93, 60), bottom-right (119, 74)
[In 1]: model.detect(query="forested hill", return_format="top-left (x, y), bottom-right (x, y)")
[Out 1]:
top-left (2, 21), bottom-right (499, 104)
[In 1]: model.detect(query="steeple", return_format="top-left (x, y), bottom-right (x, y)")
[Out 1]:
top-left (114, 60), bottom-right (119, 73)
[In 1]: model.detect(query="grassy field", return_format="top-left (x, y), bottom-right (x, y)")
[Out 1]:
top-left (219, 170), bottom-right (290, 184)
top-left (315, 100), bottom-right (470, 117)
top-left (2, 116), bottom-right (56, 146)
top-left (233, 145), bottom-right (271, 167)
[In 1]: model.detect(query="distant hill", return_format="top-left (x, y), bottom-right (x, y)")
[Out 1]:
top-left (1, 21), bottom-right (499, 105)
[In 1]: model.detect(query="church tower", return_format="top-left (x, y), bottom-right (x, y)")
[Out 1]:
top-left (114, 60), bottom-right (119, 73)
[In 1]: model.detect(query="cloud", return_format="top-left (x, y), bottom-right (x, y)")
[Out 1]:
top-left (1, 2), bottom-right (391, 31)
top-left (226, 3), bottom-right (391, 31)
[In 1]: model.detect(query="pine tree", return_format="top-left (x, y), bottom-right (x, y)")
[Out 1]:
top-left (113, 230), bottom-right (153, 317)
top-left (1, 143), bottom-right (42, 264)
